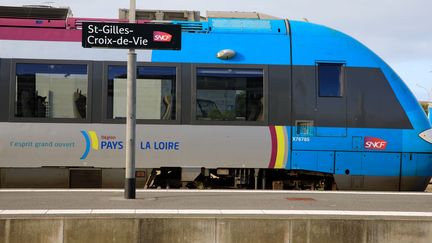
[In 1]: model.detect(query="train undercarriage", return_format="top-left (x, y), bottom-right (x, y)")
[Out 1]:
top-left (146, 167), bottom-right (335, 190)
top-left (0, 167), bottom-right (335, 190)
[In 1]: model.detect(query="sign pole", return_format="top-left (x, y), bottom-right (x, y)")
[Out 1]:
top-left (125, 0), bottom-right (137, 199)
top-left (81, 2), bottom-right (180, 199)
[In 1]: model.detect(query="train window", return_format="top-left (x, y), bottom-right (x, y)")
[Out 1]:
top-left (196, 68), bottom-right (263, 121)
top-left (107, 66), bottom-right (176, 120)
top-left (318, 63), bottom-right (344, 97)
top-left (15, 63), bottom-right (88, 119)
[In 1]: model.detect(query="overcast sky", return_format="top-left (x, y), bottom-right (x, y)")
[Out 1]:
top-left (3, 0), bottom-right (432, 101)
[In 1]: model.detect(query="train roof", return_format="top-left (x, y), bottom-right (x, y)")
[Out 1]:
top-left (0, 5), bottom-right (72, 19)
top-left (0, 5), bottom-right (376, 68)
top-left (0, 5), bottom-right (285, 34)
top-left (0, 5), bottom-right (279, 21)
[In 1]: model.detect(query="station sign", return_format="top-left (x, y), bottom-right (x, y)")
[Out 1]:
top-left (82, 22), bottom-right (181, 50)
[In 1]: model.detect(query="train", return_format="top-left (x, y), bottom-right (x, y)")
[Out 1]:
top-left (0, 5), bottom-right (431, 190)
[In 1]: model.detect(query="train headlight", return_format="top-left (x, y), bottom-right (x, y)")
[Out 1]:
top-left (216, 49), bottom-right (236, 59)
top-left (419, 128), bottom-right (432, 144)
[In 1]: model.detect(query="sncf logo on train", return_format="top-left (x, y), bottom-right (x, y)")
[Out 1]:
top-left (364, 137), bottom-right (388, 150)
top-left (82, 22), bottom-right (181, 50)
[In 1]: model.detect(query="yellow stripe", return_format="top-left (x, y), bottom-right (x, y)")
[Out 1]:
top-left (282, 126), bottom-right (288, 166)
top-left (274, 126), bottom-right (286, 168)
top-left (88, 131), bottom-right (99, 151)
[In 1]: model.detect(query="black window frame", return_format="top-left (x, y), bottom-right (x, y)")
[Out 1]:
top-left (191, 64), bottom-right (268, 126)
top-left (10, 59), bottom-right (92, 123)
top-left (102, 61), bottom-right (181, 125)
top-left (316, 62), bottom-right (345, 98)
top-left (0, 58), bottom-right (10, 122)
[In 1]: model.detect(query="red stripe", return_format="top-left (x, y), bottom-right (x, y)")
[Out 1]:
top-left (268, 126), bottom-right (277, 168)
top-left (0, 19), bottom-right (153, 42)
top-left (0, 27), bottom-right (81, 42)
top-left (0, 18), bottom-right (66, 28)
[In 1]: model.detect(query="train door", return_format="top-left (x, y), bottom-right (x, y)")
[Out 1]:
top-left (314, 63), bottom-right (347, 137)
top-left (290, 63), bottom-right (347, 173)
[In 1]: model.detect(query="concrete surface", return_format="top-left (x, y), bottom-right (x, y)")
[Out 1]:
top-left (1, 189), bottom-right (432, 212)
top-left (1, 217), bottom-right (432, 243)
top-left (64, 218), bottom-right (139, 243)
top-left (1, 190), bottom-right (432, 242)
top-left (140, 218), bottom-right (215, 243)
top-left (0, 220), bottom-right (5, 243)
top-left (5, 219), bottom-right (63, 243)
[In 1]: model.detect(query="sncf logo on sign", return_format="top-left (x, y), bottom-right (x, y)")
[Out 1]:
top-left (364, 137), bottom-right (388, 150)
top-left (153, 31), bottom-right (172, 42)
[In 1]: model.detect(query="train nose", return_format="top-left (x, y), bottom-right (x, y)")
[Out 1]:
top-left (419, 128), bottom-right (432, 144)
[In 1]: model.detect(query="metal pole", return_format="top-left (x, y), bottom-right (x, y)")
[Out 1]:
top-left (125, 0), bottom-right (137, 199)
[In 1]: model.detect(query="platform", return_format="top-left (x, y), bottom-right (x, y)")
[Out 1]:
top-left (1, 190), bottom-right (432, 242)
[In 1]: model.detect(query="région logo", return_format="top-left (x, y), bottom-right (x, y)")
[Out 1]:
top-left (153, 31), bottom-right (172, 42)
top-left (364, 137), bottom-right (388, 150)
top-left (80, 130), bottom-right (123, 160)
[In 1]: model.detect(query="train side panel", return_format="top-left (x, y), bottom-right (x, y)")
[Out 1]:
top-left (1, 123), bottom-right (272, 169)
top-left (289, 21), bottom-right (432, 190)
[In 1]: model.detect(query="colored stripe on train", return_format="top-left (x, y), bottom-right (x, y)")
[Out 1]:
top-left (268, 126), bottom-right (289, 169)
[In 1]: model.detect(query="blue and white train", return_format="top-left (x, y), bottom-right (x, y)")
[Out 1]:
top-left (0, 6), bottom-right (431, 190)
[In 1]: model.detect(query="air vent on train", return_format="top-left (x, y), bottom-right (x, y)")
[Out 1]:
top-left (173, 21), bottom-right (209, 33)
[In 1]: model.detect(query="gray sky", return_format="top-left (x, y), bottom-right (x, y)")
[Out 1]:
top-left (3, 0), bottom-right (432, 101)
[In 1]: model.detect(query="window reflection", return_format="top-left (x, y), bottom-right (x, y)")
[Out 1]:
top-left (196, 68), bottom-right (263, 121)
top-left (15, 63), bottom-right (88, 118)
top-left (107, 66), bottom-right (176, 120)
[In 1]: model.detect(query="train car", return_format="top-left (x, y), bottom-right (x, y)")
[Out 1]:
top-left (0, 6), bottom-right (431, 190)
